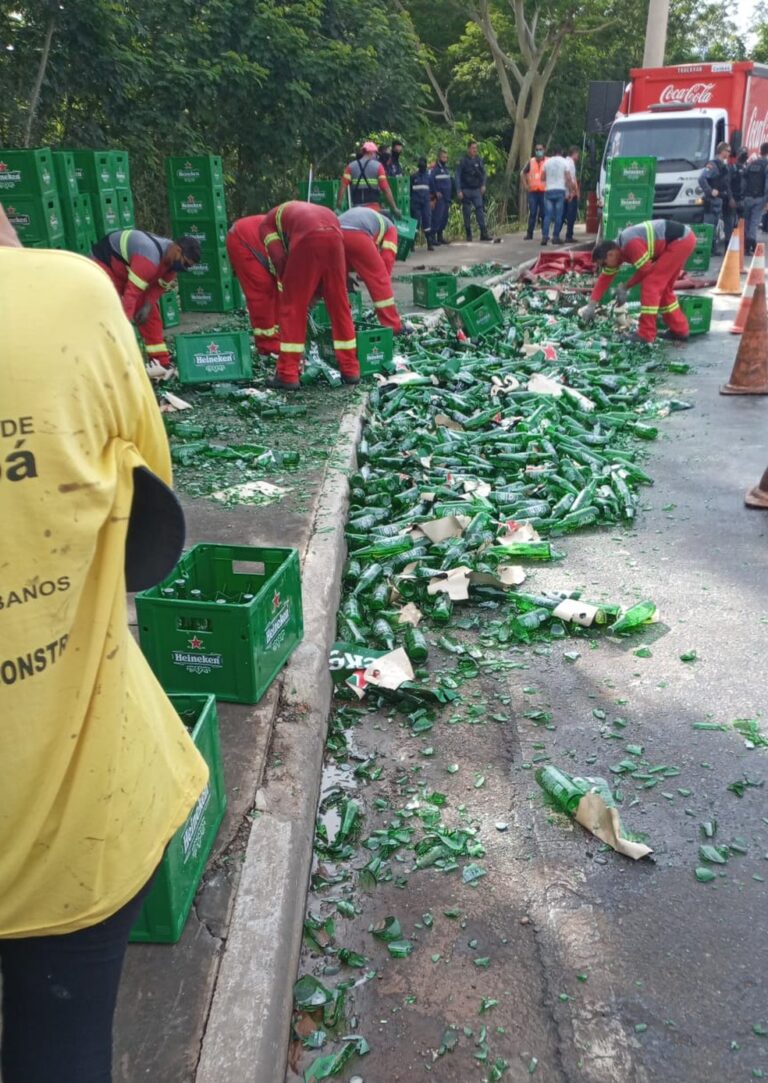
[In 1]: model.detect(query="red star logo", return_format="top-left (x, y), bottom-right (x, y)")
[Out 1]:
top-left (188, 636), bottom-right (203, 649)
top-left (208, 342), bottom-right (220, 353)
top-left (272, 591), bottom-right (281, 610)
top-left (0, 162), bottom-right (7, 172)
top-left (7, 206), bottom-right (15, 215)
top-left (185, 161), bottom-right (193, 168)
top-left (186, 195), bottom-right (195, 203)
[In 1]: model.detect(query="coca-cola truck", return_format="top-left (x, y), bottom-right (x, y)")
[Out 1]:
top-left (599, 60), bottom-right (768, 222)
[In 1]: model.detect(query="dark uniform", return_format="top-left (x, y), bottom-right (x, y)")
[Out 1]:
top-left (698, 156), bottom-right (730, 253)
top-left (429, 160), bottom-right (454, 244)
top-left (741, 153), bottom-right (768, 255)
top-left (410, 164), bottom-right (435, 249)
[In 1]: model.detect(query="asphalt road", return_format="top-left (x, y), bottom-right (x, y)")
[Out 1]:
top-left (287, 287), bottom-right (768, 1083)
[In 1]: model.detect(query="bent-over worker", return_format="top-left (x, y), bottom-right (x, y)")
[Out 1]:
top-left (226, 215), bottom-right (280, 355)
top-left (339, 207), bottom-right (403, 334)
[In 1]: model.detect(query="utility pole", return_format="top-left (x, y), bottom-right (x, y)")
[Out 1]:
top-left (643, 0), bottom-right (669, 67)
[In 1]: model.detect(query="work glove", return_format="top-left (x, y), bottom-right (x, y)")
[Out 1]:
top-left (135, 301), bottom-right (152, 326)
top-left (392, 207), bottom-right (403, 220)
top-left (578, 301), bottom-right (597, 324)
top-left (615, 284), bottom-right (628, 306)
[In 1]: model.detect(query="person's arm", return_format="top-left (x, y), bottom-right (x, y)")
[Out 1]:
top-left (259, 211), bottom-right (288, 279)
top-left (698, 166), bottom-right (717, 198)
top-left (620, 237), bottom-right (655, 289)
top-left (590, 265), bottom-right (622, 303)
top-left (337, 165), bottom-right (351, 209)
top-left (521, 162), bottom-right (531, 191)
top-left (122, 250), bottom-right (162, 321)
top-left (378, 165), bottom-right (400, 216)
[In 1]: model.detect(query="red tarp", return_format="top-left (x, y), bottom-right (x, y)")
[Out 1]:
top-left (524, 250), bottom-right (716, 290)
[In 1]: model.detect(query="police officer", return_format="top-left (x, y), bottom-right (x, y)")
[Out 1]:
top-left (698, 141), bottom-right (731, 254)
top-left (727, 148), bottom-right (749, 250)
top-left (430, 149), bottom-right (454, 245)
top-left (410, 157), bottom-right (435, 251)
top-left (742, 142), bottom-right (768, 256)
top-left (456, 140), bottom-right (492, 242)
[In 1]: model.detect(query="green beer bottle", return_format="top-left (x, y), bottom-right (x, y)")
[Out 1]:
top-left (535, 766), bottom-right (589, 815)
top-left (404, 626), bottom-right (429, 662)
top-left (611, 600), bottom-right (656, 634)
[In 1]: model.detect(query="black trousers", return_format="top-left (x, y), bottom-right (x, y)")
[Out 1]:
top-left (0, 871), bottom-right (156, 1083)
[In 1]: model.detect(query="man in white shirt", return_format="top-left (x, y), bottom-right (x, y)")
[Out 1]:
top-left (564, 146), bottom-right (580, 242)
top-left (541, 147), bottom-right (576, 245)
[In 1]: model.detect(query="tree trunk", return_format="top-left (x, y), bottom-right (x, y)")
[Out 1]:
top-left (23, 11), bottom-right (57, 148)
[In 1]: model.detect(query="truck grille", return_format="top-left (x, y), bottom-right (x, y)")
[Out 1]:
top-left (655, 184), bottom-right (682, 204)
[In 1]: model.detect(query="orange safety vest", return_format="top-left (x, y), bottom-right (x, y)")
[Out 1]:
top-left (528, 158), bottom-right (546, 192)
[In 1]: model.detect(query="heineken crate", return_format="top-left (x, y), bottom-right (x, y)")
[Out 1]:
top-left (602, 213), bottom-right (642, 240)
top-left (691, 222), bottom-right (714, 248)
top-left (685, 241), bottom-right (710, 273)
top-left (607, 156), bottom-right (656, 187)
top-left (166, 155), bottom-right (224, 189)
top-left (310, 291), bottom-right (364, 330)
top-left (71, 149), bottom-right (114, 192)
top-left (112, 150), bottom-right (130, 188)
top-left (388, 176), bottom-right (411, 215)
top-left (129, 693), bottom-right (226, 944)
top-left (394, 214), bottom-right (418, 261)
top-left (80, 193), bottom-right (96, 236)
top-left (116, 188), bottom-right (135, 228)
top-left (0, 148), bottom-right (56, 196)
top-left (171, 219), bottom-right (227, 257)
top-left (160, 289), bottom-right (181, 328)
top-left (298, 179), bottom-right (339, 207)
top-left (412, 273), bottom-right (458, 309)
top-left (92, 188), bottom-right (119, 234)
top-left (678, 293), bottom-right (712, 335)
top-left (445, 284), bottom-right (503, 339)
top-left (174, 330), bottom-right (252, 384)
top-left (60, 190), bottom-right (84, 243)
top-left (178, 275), bottom-right (234, 313)
top-left (169, 185), bottom-right (228, 223)
top-left (604, 186), bottom-right (654, 218)
top-left (188, 247), bottom-right (231, 281)
top-left (135, 544), bottom-right (304, 704)
top-left (52, 151), bottom-right (79, 201)
top-left (318, 325), bottom-right (394, 375)
top-left (5, 194), bottom-right (65, 245)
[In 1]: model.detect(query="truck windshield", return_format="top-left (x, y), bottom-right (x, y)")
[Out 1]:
top-left (605, 117), bottom-right (713, 172)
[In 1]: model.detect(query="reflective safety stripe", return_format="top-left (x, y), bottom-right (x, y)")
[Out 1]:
top-left (280, 342), bottom-right (305, 352)
top-left (412, 184), bottom-right (430, 190)
top-left (158, 278), bottom-right (173, 289)
top-left (373, 297), bottom-right (395, 309)
top-left (644, 220), bottom-right (655, 259)
top-left (640, 305), bottom-right (659, 314)
top-left (334, 339), bottom-right (357, 350)
top-left (633, 251), bottom-right (651, 270)
top-left (659, 301), bottom-right (680, 313)
top-left (264, 232), bottom-right (280, 246)
top-left (374, 212), bottom-right (388, 246)
top-left (253, 325), bottom-right (279, 336)
top-left (119, 229), bottom-right (133, 262)
top-left (382, 240), bottom-right (398, 253)
top-left (146, 343), bottom-right (168, 354)
top-left (128, 269), bottom-right (149, 289)
top-left (602, 266), bottom-right (619, 277)
top-left (275, 202), bottom-right (292, 245)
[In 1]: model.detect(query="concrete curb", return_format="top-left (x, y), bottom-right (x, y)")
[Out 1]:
top-left (195, 403), bottom-right (364, 1083)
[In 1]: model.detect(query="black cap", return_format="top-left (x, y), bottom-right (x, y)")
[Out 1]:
top-left (125, 467), bottom-right (186, 592)
top-left (177, 236), bottom-right (202, 264)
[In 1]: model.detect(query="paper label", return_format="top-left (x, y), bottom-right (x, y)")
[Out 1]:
top-left (553, 599), bottom-right (600, 627)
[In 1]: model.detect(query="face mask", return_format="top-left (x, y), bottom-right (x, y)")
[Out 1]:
top-left (171, 260), bottom-right (187, 272)
top-left (535, 150), bottom-right (544, 159)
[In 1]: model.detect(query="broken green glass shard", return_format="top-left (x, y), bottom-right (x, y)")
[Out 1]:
top-left (294, 975), bottom-right (334, 1009)
top-left (388, 939), bottom-right (414, 958)
top-left (679, 650), bottom-right (697, 662)
top-left (695, 867), bottom-right (717, 883)
top-left (372, 916), bottom-right (401, 941)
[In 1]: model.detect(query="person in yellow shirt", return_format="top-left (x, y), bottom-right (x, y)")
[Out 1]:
top-left (0, 204), bottom-right (208, 1083)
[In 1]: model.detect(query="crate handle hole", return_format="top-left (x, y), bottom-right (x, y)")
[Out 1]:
top-left (232, 560), bottom-right (265, 576)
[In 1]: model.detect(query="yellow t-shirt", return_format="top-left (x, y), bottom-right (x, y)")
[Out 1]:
top-left (0, 248), bottom-right (208, 937)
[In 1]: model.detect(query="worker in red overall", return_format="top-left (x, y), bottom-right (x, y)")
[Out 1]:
top-left (91, 229), bottom-right (200, 377)
top-left (580, 220), bottom-right (696, 343)
top-left (259, 201), bottom-right (360, 389)
top-left (226, 216), bottom-right (280, 355)
top-left (338, 207), bottom-right (403, 334)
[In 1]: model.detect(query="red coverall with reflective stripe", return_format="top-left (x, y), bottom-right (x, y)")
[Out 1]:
top-left (259, 202), bottom-right (359, 383)
top-left (95, 232), bottom-right (177, 367)
top-left (340, 211), bottom-right (402, 333)
top-left (591, 223), bottom-right (696, 342)
top-left (226, 217), bottom-right (280, 355)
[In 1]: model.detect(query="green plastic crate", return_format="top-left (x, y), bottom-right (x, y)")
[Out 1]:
top-left (112, 150), bottom-right (130, 188)
top-left (356, 326), bottom-right (394, 374)
top-left (691, 223), bottom-right (714, 248)
top-left (389, 176), bottom-right (411, 215)
top-left (445, 284), bottom-right (503, 338)
top-left (412, 273), bottom-right (458, 309)
top-left (166, 155), bottom-right (224, 189)
top-left (394, 215), bottom-right (418, 261)
top-left (178, 275), bottom-right (234, 313)
top-left (602, 213), bottom-right (643, 240)
top-left (160, 289), bottom-right (181, 328)
top-left (169, 186), bottom-right (228, 223)
top-left (71, 150), bottom-right (114, 192)
top-left (603, 186), bottom-right (654, 218)
top-left (675, 294), bottom-right (712, 335)
top-left (5, 194), bottom-right (65, 245)
top-left (607, 156), bottom-right (656, 187)
top-left (116, 188), bottom-right (135, 228)
top-left (92, 188), bottom-right (119, 235)
top-left (129, 693), bottom-right (226, 944)
top-left (0, 148), bottom-right (56, 196)
top-left (310, 291), bottom-right (364, 330)
top-left (171, 219), bottom-right (228, 256)
top-left (298, 179), bottom-right (339, 207)
top-left (685, 242), bottom-right (711, 273)
top-left (80, 193), bottom-right (95, 235)
top-left (187, 247), bottom-right (232, 281)
top-left (136, 544), bottom-right (304, 704)
top-left (173, 330), bottom-right (252, 384)
top-left (52, 151), bottom-right (79, 201)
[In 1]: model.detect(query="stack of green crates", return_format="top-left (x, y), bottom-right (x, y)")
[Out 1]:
top-left (298, 178), bottom-right (339, 207)
top-left (166, 155), bottom-right (232, 313)
top-left (0, 148), bottom-right (65, 248)
top-left (71, 149), bottom-right (134, 239)
top-left (686, 223), bottom-right (713, 272)
top-left (51, 151), bottom-right (97, 255)
top-left (602, 156), bottom-right (656, 238)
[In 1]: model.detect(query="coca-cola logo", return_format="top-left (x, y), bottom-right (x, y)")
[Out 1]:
top-left (745, 106), bottom-right (768, 150)
top-left (659, 82), bottom-right (714, 105)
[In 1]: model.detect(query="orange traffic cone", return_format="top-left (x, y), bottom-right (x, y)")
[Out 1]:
top-left (738, 218), bottom-right (745, 274)
top-left (721, 281), bottom-right (768, 395)
top-left (714, 230), bottom-right (742, 294)
top-left (730, 243), bottom-right (765, 334)
top-left (745, 466), bottom-right (768, 508)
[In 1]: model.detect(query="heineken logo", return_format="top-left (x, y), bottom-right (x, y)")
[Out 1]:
top-left (6, 208), bottom-right (29, 226)
top-left (0, 166), bottom-right (22, 186)
top-left (617, 162), bottom-right (646, 181)
top-left (272, 590), bottom-right (281, 610)
top-left (619, 192), bottom-right (642, 210)
top-left (192, 288), bottom-right (213, 302)
top-left (329, 647), bottom-right (383, 671)
top-left (192, 346), bottom-right (236, 369)
top-left (368, 348), bottom-right (384, 362)
top-left (171, 648), bottom-right (223, 671)
top-left (265, 601), bottom-right (291, 648)
top-left (182, 783), bottom-right (211, 861)
top-left (183, 195), bottom-right (204, 212)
